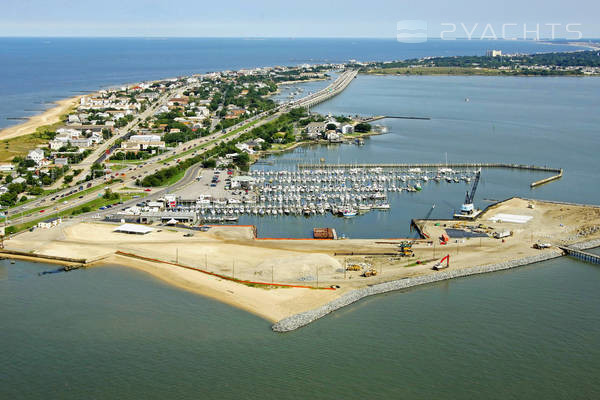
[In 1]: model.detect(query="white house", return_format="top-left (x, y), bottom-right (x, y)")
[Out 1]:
top-left (341, 124), bottom-right (354, 134)
top-left (27, 148), bottom-right (45, 165)
top-left (54, 158), bottom-right (69, 166)
top-left (0, 164), bottom-right (15, 172)
top-left (326, 132), bottom-right (341, 142)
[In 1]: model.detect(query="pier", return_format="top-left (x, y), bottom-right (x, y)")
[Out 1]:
top-left (364, 115), bottom-right (431, 122)
top-left (559, 246), bottom-right (600, 264)
top-left (298, 162), bottom-right (561, 173)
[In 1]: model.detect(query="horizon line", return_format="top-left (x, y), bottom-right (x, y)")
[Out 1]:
top-left (0, 35), bottom-right (598, 41)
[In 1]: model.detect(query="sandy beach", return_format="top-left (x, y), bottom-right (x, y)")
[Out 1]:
top-left (0, 95), bottom-right (82, 140)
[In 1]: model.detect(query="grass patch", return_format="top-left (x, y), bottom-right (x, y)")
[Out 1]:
top-left (0, 132), bottom-right (53, 162)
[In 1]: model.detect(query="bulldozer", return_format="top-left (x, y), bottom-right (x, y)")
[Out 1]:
top-left (346, 264), bottom-right (362, 271)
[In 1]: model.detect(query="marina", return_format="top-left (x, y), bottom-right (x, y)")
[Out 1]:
top-left (172, 166), bottom-right (485, 223)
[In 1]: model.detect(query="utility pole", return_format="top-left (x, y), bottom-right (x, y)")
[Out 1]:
top-left (271, 265), bottom-right (274, 283)
top-left (176, 248), bottom-right (179, 264)
top-left (233, 259), bottom-right (235, 280)
top-left (316, 266), bottom-right (319, 288)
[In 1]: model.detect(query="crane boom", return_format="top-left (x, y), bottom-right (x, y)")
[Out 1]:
top-left (465, 169), bottom-right (481, 204)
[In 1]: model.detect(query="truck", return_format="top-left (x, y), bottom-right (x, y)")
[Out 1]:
top-left (493, 230), bottom-right (513, 239)
top-left (533, 242), bottom-right (552, 249)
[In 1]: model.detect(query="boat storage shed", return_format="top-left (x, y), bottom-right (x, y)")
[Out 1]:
top-left (114, 223), bottom-right (154, 235)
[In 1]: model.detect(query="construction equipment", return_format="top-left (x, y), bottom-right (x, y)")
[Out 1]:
top-left (432, 254), bottom-right (450, 270)
top-left (398, 241), bottom-right (415, 256)
top-left (455, 169), bottom-right (481, 219)
top-left (346, 264), bottom-right (362, 271)
top-left (362, 268), bottom-right (378, 277)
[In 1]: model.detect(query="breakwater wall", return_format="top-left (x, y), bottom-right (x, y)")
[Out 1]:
top-left (272, 250), bottom-right (566, 332)
top-left (530, 169), bottom-right (563, 188)
top-left (0, 249), bottom-right (88, 264)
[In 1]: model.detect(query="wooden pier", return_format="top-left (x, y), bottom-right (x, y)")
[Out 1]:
top-left (559, 246), bottom-right (600, 264)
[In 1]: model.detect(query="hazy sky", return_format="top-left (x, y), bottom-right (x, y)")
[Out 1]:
top-left (1, 0), bottom-right (599, 38)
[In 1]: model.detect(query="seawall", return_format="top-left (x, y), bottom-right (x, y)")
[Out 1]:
top-left (272, 240), bottom-right (599, 332)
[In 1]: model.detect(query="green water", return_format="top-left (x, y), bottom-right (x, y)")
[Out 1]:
top-left (2, 257), bottom-right (599, 399)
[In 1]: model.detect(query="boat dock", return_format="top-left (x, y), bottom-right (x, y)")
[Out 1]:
top-left (298, 162), bottom-right (561, 173)
top-left (560, 246), bottom-right (600, 264)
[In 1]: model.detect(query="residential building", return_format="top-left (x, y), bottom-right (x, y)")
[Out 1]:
top-left (341, 124), bottom-right (354, 134)
top-left (306, 122), bottom-right (326, 134)
top-left (27, 148), bottom-right (45, 165)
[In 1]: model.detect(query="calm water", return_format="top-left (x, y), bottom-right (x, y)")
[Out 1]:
top-left (0, 37), bottom-right (577, 129)
top-left (2, 256), bottom-right (599, 399)
top-left (2, 39), bottom-right (600, 398)
top-left (245, 75), bottom-right (600, 238)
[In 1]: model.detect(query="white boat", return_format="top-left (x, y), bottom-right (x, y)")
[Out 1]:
top-left (342, 209), bottom-right (357, 217)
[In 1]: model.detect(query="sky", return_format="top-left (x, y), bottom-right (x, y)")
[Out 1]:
top-left (1, 0), bottom-right (599, 38)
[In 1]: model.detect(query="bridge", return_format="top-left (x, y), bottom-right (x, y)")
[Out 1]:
top-left (559, 246), bottom-right (600, 264)
top-left (290, 70), bottom-right (358, 109)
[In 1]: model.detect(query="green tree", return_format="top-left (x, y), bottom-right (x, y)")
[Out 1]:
top-left (354, 123), bottom-right (372, 133)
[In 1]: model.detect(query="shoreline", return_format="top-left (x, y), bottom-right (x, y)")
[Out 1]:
top-left (5, 237), bottom-right (598, 331)
top-left (272, 238), bottom-right (600, 332)
top-left (0, 95), bottom-right (83, 141)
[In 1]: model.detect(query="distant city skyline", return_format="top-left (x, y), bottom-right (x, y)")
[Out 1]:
top-left (1, 0), bottom-right (599, 38)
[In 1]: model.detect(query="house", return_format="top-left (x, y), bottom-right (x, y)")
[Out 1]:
top-left (306, 122), bottom-right (326, 135)
top-left (341, 124), bottom-right (354, 134)
top-left (68, 114), bottom-right (81, 124)
top-left (235, 143), bottom-right (255, 154)
top-left (13, 177), bottom-right (26, 184)
top-left (0, 185), bottom-right (8, 194)
top-left (70, 138), bottom-right (93, 148)
top-left (326, 131), bottom-right (342, 142)
top-left (54, 158), bottom-right (69, 166)
top-left (38, 217), bottom-right (62, 229)
top-left (0, 164), bottom-right (15, 172)
top-left (225, 109), bottom-right (246, 119)
top-left (27, 149), bottom-right (45, 165)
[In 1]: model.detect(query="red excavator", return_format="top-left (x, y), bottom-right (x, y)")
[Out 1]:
top-left (432, 255), bottom-right (450, 270)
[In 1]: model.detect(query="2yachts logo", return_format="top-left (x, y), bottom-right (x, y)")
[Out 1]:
top-left (397, 21), bottom-right (583, 42)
